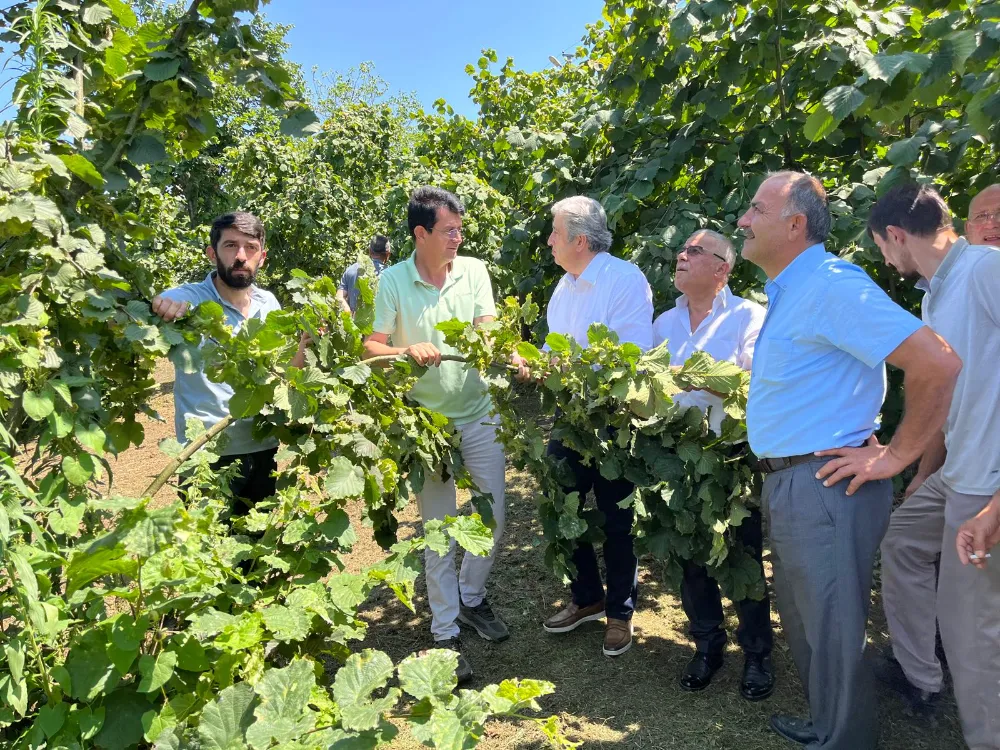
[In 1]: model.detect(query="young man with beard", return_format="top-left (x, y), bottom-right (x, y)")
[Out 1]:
top-left (869, 183), bottom-right (1000, 750)
top-left (651, 229), bottom-right (775, 701)
top-left (736, 172), bottom-right (961, 750)
top-left (151, 211), bottom-right (308, 517)
top-left (363, 187), bottom-right (508, 684)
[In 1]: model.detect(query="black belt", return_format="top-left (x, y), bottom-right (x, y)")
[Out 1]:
top-left (757, 453), bottom-right (817, 474)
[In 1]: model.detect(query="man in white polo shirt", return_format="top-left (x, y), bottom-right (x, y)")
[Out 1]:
top-left (869, 183), bottom-right (1000, 750)
top-left (363, 186), bottom-right (506, 684)
top-left (652, 229), bottom-right (775, 701)
top-left (536, 196), bottom-right (654, 658)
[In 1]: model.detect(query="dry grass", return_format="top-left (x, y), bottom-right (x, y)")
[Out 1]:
top-left (115, 364), bottom-right (966, 750)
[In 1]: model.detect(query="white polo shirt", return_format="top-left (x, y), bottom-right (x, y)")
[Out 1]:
top-left (920, 237), bottom-right (1000, 495)
top-left (653, 285), bottom-right (765, 434)
top-left (546, 252), bottom-right (654, 350)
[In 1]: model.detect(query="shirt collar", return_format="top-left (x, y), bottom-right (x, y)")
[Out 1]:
top-left (404, 252), bottom-right (464, 288)
top-left (770, 243), bottom-right (827, 290)
top-left (931, 237), bottom-right (968, 287)
top-left (675, 284), bottom-right (733, 312)
top-left (202, 271), bottom-right (266, 309)
top-left (575, 251), bottom-right (611, 288)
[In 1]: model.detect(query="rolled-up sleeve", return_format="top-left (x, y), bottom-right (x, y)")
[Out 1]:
top-left (817, 268), bottom-right (923, 367)
top-left (608, 270), bottom-right (654, 350)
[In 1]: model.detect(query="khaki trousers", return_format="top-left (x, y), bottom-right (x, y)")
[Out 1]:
top-left (881, 471), bottom-right (1000, 750)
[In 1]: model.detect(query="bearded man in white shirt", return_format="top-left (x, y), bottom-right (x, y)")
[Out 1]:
top-left (530, 196), bottom-right (654, 658)
top-left (652, 229), bottom-right (776, 701)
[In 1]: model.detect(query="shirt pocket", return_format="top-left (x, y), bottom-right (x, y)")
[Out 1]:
top-left (753, 337), bottom-right (799, 383)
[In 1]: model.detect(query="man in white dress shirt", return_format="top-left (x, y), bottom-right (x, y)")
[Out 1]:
top-left (652, 229), bottom-right (776, 701)
top-left (535, 196), bottom-right (654, 658)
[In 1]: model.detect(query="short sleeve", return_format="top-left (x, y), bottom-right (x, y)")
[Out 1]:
top-left (816, 268), bottom-right (923, 367)
top-left (371, 273), bottom-right (398, 336)
top-left (972, 251), bottom-right (1000, 326)
top-left (472, 260), bottom-right (498, 320)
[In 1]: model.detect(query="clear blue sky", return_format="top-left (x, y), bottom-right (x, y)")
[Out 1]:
top-left (263, 0), bottom-right (606, 117)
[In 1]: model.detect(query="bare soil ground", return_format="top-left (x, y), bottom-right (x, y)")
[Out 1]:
top-left (111, 363), bottom-right (965, 750)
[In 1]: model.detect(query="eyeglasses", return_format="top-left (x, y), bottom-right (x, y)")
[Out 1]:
top-left (432, 227), bottom-right (463, 240)
top-left (970, 210), bottom-right (1000, 224)
top-left (678, 244), bottom-right (727, 262)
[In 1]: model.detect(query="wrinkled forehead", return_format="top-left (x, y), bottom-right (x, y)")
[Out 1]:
top-left (434, 207), bottom-right (463, 228)
top-left (687, 230), bottom-right (723, 253)
top-left (970, 186), bottom-right (1000, 214)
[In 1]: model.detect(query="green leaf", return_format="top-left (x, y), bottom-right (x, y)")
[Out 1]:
top-left (65, 634), bottom-right (119, 702)
top-left (144, 58), bottom-right (180, 82)
top-left (325, 456), bottom-right (366, 499)
top-left (821, 85), bottom-right (866, 122)
top-left (138, 651), bottom-right (178, 693)
top-left (398, 651), bottom-right (458, 701)
top-left (228, 385), bottom-right (272, 418)
top-left (36, 701), bottom-right (68, 738)
top-left (92, 690), bottom-right (150, 750)
top-left (558, 493), bottom-right (588, 540)
top-left (445, 514), bottom-right (494, 556)
top-left (862, 52), bottom-right (931, 82)
top-left (66, 545), bottom-right (137, 594)
top-left (105, 0), bottom-right (137, 27)
top-left (678, 351), bottom-right (744, 392)
top-left (62, 453), bottom-right (96, 486)
top-left (280, 108), bottom-right (321, 137)
top-left (198, 683), bottom-right (256, 750)
top-left (261, 605), bottom-right (313, 642)
top-left (887, 136), bottom-right (925, 166)
top-left (804, 104), bottom-right (837, 142)
top-left (333, 651), bottom-right (399, 732)
top-left (127, 134), bottom-right (167, 165)
top-left (21, 389), bottom-right (55, 420)
top-left (246, 659), bottom-right (317, 747)
top-left (82, 2), bottom-right (113, 24)
top-left (75, 421), bottom-right (107, 453)
top-left (58, 154), bottom-right (104, 188)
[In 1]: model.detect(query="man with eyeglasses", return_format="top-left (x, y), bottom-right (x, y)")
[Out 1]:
top-left (650, 229), bottom-right (775, 701)
top-left (870, 183), bottom-right (1000, 750)
top-left (363, 186), bottom-right (508, 684)
top-left (533, 196), bottom-right (654, 659)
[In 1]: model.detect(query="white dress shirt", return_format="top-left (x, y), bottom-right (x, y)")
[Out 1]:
top-left (547, 251), bottom-right (654, 350)
top-left (653, 285), bottom-right (765, 434)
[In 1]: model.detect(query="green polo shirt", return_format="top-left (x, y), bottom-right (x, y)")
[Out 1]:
top-left (372, 253), bottom-right (496, 424)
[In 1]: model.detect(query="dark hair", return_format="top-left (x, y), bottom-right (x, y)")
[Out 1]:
top-left (369, 235), bottom-right (389, 256)
top-left (867, 182), bottom-right (953, 240)
top-left (771, 171), bottom-right (831, 244)
top-left (407, 186), bottom-right (465, 237)
top-left (210, 211), bottom-right (266, 250)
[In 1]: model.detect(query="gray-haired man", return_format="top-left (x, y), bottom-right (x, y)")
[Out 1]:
top-left (530, 196), bottom-right (654, 658)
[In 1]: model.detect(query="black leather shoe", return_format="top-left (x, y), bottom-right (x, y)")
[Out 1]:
top-left (873, 647), bottom-right (940, 718)
top-left (679, 652), bottom-right (723, 692)
top-left (769, 714), bottom-right (818, 746)
top-left (740, 653), bottom-right (775, 701)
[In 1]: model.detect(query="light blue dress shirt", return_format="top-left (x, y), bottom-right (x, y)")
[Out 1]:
top-left (161, 272), bottom-right (281, 456)
top-left (747, 244), bottom-right (923, 458)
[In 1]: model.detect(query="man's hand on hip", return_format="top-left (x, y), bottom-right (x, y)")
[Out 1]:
top-left (151, 295), bottom-right (190, 322)
top-left (814, 435), bottom-right (909, 496)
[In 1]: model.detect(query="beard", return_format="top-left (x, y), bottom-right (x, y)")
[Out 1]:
top-left (216, 258), bottom-right (257, 289)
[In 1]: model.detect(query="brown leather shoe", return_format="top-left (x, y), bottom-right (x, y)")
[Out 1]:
top-left (542, 601), bottom-right (605, 633)
top-left (603, 618), bottom-right (633, 657)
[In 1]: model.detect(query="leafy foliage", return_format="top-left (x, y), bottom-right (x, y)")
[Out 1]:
top-left (0, 2), bottom-right (573, 748)
top-left (441, 299), bottom-right (763, 601)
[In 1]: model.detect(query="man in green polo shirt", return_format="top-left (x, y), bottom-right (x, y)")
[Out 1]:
top-left (364, 186), bottom-right (507, 683)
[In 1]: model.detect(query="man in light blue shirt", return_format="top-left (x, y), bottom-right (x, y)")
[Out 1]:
top-left (737, 172), bottom-right (961, 750)
top-left (337, 235), bottom-right (389, 315)
top-left (152, 211), bottom-right (307, 517)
